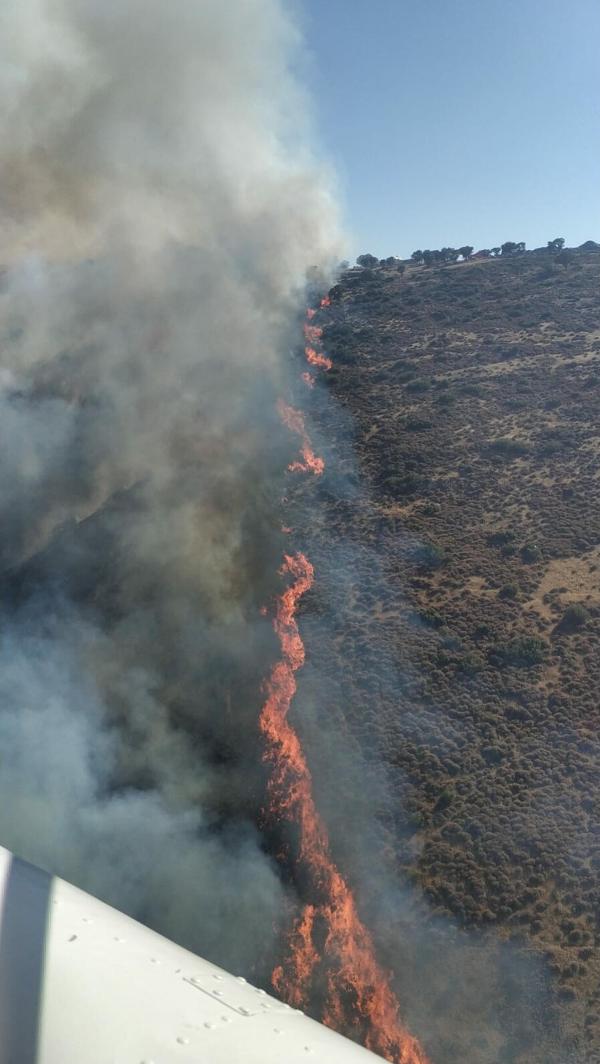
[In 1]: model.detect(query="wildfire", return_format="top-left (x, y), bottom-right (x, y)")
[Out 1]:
top-left (300, 314), bottom-right (331, 374)
top-left (302, 370), bottom-right (316, 389)
top-left (304, 322), bottom-right (323, 346)
top-left (260, 302), bottom-right (431, 1064)
top-left (261, 552), bottom-right (430, 1064)
top-left (305, 346), bottom-right (333, 371)
top-left (277, 399), bottom-right (324, 476)
top-left (303, 318), bottom-right (332, 372)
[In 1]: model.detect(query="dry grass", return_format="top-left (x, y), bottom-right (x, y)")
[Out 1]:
top-left (291, 247), bottom-right (600, 1063)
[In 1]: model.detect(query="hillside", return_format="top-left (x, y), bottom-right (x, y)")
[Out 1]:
top-left (3, 243), bottom-right (599, 1063)
top-left (290, 246), bottom-right (600, 1062)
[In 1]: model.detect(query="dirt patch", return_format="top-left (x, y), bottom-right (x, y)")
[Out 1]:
top-left (526, 547), bottom-right (600, 619)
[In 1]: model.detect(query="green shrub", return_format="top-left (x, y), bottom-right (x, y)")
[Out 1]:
top-left (457, 652), bottom-right (484, 676)
top-left (521, 543), bottom-right (542, 564)
top-left (487, 437), bottom-right (530, 458)
top-left (488, 636), bottom-right (547, 668)
top-left (406, 377), bottom-right (431, 394)
top-left (460, 382), bottom-right (483, 397)
top-left (421, 501), bottom-right (441, 516)
top-left (482, 745), bottom-right (504, 765)
top-left (560, 604), bottom-right (591, 631)
top-left (417, 609), bottom-right (445, 629)
top-left (415, 542), bottom-right (446, 570)
top-left (487, 530), bottom-right (515, 547)
top-left (433, 788), bottom-right (452, 813)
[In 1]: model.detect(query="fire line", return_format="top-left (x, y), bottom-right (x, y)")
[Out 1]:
top-left (259, 307), bottom-right (431, 1064)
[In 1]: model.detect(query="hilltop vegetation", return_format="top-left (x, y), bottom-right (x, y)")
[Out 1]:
top-left (353, 236), bottom-right (598, 270)
top-left (294, 243), bottom-right (600, 1062)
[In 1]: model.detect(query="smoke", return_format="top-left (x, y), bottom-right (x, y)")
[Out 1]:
top-left (0, 611), bottom-right (281, 970)
top-left (0, 0), bottom-right (341, 975)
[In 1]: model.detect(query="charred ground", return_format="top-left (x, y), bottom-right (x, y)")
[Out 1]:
top-left (287, 247), bottom-right (600, 1062)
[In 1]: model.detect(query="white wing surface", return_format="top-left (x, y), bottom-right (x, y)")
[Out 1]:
top-left (0, 846), bottom-right (382, 1064)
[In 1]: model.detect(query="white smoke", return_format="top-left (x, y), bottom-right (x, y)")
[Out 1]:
top-left (0, 0), bottom-right (342, 972)
top-left (0, 611), bottom-right (284, 969)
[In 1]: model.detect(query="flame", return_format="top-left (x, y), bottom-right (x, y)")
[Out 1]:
top-left (320, 295), bottom-right (331, 307)
top-left (261, 552), bottom-right (430, 1064)
top-left (303, 315), bottom-right (332, 372)
top-left (277, 399), bottom-right (324, 476)
top-left (272, 902), bottom-right (318, 1007)
top-left (261, 309), bottom-right (431, 1064)
top-left (302, 370), bottom-right (316, 389)
top-left (305, 346), bottom-right (333, 371)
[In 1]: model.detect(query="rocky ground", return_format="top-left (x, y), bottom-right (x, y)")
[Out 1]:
top-left (288, 247), bottom-right (600, 1063)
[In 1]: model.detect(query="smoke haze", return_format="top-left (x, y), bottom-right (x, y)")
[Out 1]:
top-left (0, 0), bottom-right (341, 975)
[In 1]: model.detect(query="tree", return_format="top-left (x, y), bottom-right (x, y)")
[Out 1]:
top-left (560, 604), bottom-right (590, 631)
top-left (490, 247), bottom-right (501, 257)
top-left (396, 262), bottom-right (406, 275)
top-left (411, 250), bottom-right (424, 264)
top-left (440, 247), bottom-right (459, 263)
top-left (547, 237), bottom-right (565, 252)
top-left (521, 542), bottom-right (542, 563)
top-left (380, 256), bottom-right (399, 268)
top-left (516, 241), bottom-right (526, 252)
top-left (422, 250), bottom-right (434, 266)
top-left (501, 241), bottom-right (518, 256)
top-left (356, 253), bottom-right (379, 268)
top-left (478, 249), bottom-right (492, 258)
top-left (556, 250), bottom-right (573, 269)
top-left (458, 245), bottom-right (474, 260)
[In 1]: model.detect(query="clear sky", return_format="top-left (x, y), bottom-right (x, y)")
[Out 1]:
top-left (298, 0), bottom-right (600, 260)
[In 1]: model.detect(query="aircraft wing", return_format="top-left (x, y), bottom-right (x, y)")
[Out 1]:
top-left (0, 846), bottom-right (382, 1063)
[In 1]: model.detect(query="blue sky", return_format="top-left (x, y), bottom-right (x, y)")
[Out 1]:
top-left (298, 0), bottom-right (600, 260)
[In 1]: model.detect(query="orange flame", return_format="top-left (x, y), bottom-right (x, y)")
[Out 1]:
top-left (320, 295), bottom-right (331, 307)
top-left (260, 552), bottom-right (430, 1064)
top-left (262, 301), bottom-right (430, 1063)
top-left (277, 399), bottom-right (324, 476)
top-left (305, 346), bottom-right (333, 371)
top-left (303, 314), bottom-right (331, 373)
top-left (302, 370), bottom-right (316, 389)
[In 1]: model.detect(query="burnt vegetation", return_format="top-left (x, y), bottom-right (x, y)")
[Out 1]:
top-left (294, 242), bottom-right (600, 1062)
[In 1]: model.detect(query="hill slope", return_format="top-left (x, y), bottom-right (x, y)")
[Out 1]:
top-left (296, 247), bottom-right (600, 1062)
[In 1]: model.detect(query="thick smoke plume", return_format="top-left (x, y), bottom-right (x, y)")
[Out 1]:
top-left (0, 0), bottom-right (340, 974)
